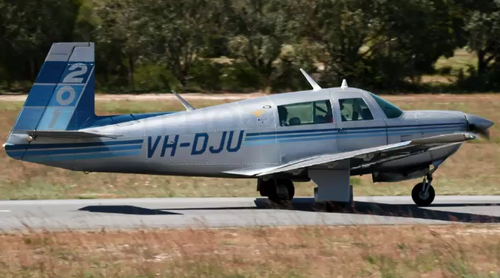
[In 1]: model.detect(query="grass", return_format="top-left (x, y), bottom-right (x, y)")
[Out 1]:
top-left (0, 94), bottom-right (499, 200)
top-left (422, 48), bottom-right (477, 84)
top-left (0, 225), bottom-right (499, 277)
top-left (435, 48), bottom-right (477, 73)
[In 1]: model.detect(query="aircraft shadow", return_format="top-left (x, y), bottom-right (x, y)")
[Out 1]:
top-left (77, 199), bottom-right (500, 224)
top-left (261, 197), bottom-right (500, 224)
top-left (163, 198), bottom-right (500, 224)
top-left (79, 205), bottom-right (182, 215)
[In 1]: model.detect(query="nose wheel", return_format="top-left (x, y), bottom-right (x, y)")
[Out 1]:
top-left (411, 174), bottom-right (435, 206)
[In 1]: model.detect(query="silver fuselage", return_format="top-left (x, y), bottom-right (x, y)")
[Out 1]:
top-left (5, 88), bottom-right (470, 179)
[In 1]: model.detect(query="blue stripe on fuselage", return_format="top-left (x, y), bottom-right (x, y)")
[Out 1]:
top-left (243, 125), bottom-right (466, 146)
top-left (4, 139), bottom-right (144, 151)
top-left (245, 125), bottom-right (465, 141)
top-left (7, 144), bottom-right (142, 157)
top-left (22, 150), bottom-right (142, 162)
top-left (245, 122), bottom-right (465, 138)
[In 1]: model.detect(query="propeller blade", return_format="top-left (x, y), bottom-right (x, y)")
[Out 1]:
top-left (469, 124), bottom-right (491, 140)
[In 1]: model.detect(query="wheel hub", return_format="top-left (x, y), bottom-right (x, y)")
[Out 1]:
top-left (276, 185), bottom-right (288, 197)
top-left (419, 191), bottom-right (429, 200)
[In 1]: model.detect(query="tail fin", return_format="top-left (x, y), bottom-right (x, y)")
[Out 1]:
top-left (11, 42), bottom-right (95, 132)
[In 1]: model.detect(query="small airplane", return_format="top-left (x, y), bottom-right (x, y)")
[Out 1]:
top-left (3, 43), bottom-right (494, 207)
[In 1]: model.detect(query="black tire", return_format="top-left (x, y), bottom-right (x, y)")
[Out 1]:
top-left (258, 179), bottom-right (274, 197)
top-left (268, 179), bottom-right (295, 205)
top-left (411, 182), bottom-right (435, 206)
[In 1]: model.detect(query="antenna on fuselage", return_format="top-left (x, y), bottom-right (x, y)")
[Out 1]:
top-left (172, 90), bottom-right (195, 111)
top-left (341, 79), bottom-right (348, 90)
top-left (299, 68), bottom-right (322, 91)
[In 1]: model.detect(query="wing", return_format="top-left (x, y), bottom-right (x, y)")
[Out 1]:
top-left (224, 132), bottom-right (476, 177)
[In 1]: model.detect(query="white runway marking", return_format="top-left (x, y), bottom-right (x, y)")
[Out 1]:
top-left (0, 210), bottom-right (11, 212)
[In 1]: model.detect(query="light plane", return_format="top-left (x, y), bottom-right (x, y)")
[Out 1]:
top-left (3, 43), bottom-right (495, 207)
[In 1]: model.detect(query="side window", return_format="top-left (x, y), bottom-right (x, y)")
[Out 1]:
top-left (278, 100), bottom-right (333, 126)
top-left (339, 98), bottom-right (374, 122)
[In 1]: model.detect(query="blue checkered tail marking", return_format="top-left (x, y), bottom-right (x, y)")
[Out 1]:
top-left (11, 42), bottom-right (96, 133)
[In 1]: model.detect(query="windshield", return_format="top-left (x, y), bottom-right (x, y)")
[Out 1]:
top-left (369, 93), bottom-right (403, 119)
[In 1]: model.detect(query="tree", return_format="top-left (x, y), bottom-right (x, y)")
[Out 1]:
top-left (463, 0), bottom-right (500, 75)
top-left (93, 0), bottom-right (147, 90)
top-left (225, 0), bottom-right (294, 92)
top-left (137, 0), bottom-right (222, 89)
top-left (290, 0), bottom-right (461, 90)
top-left (0, 0), bottom-right (80, 87)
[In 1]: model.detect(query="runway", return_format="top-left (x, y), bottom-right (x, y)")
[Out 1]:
top-left (1, 196), bottom-right (499, 231)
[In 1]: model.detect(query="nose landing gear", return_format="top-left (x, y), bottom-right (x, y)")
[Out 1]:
top-left (411, 173), bottom-right (435, 206)
top-left (411, 161), bottom-right (443, 206)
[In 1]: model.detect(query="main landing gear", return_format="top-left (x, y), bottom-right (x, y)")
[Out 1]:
top-left (258, 178), bottom-right (295, 205)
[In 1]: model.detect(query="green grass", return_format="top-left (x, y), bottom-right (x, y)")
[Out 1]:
top-left (0, 94), bottom-right (499, 200)
top-left (435, 48), bottom-right (477, 73)
top-left (422, 48), bottom-right (477, 84)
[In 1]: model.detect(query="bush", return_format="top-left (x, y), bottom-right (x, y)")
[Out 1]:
top-left (188, 60), bottom-right (224, 92)
top-left (220, 61), bottom-right (262, 92)
top-left (133, 63), bottom-right (180, 93)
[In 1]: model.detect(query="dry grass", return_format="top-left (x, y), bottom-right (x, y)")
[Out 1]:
top-left (0, 94), bottom-right (499, 200)
top-left (0, 225), bottom-right (499, 277)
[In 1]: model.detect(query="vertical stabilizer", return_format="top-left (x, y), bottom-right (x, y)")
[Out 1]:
top-left (11, 42), bottom-right (95, 132)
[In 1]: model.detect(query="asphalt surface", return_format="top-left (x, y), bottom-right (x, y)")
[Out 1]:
top-left (1, 196), bottom-right (499, 231)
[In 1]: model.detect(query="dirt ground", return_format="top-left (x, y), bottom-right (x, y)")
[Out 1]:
top-left (0, 225), bottom-right (499, 277)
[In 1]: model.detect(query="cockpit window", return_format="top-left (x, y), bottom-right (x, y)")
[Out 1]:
top-left (278, 100), bottom-right (333, 126)
top-left (339, 98), bottom-right (374, 121)
top-left (370, 93), bottom-right (403, 119)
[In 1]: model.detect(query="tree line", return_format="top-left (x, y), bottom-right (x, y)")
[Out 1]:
top-left (1, 0), bottom-right (500, 94)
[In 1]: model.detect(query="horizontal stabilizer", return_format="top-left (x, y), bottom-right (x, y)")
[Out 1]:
top-left (26, 130), bottom-right (121, 139)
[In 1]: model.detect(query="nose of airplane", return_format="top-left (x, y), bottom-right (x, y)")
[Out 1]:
top-left (465, 113), bottom-right (494, 138)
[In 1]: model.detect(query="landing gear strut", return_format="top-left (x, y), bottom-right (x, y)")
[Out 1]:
top-left (258, 178), bottom-right (295, 205)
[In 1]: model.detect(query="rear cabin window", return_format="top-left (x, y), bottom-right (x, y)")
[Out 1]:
top-left (339, 98), bottom-right (374, 121)
top-left (278, 100), bottom-right (333, 126)
top-left (370, 93), bottom-right (403, 118)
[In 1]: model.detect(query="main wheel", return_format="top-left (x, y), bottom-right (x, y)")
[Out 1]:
top-left (268, 179), bottom-right (295, 205)
top-left (258, 179), bottom-right (274, 197)
top-left (411, 182), bottom-right (435, 206)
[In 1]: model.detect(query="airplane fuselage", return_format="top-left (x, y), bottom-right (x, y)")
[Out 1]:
top-left (6, 88), bottom-right (468, 181)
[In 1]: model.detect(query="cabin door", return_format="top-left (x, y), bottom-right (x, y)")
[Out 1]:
top-left (334, 96), bottom-right (387, 152)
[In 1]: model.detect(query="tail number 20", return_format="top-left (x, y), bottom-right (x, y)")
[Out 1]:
top-left (55, 63), bottom-right (88, 106)
top-left (63, 63), bottom-right (88, 83)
